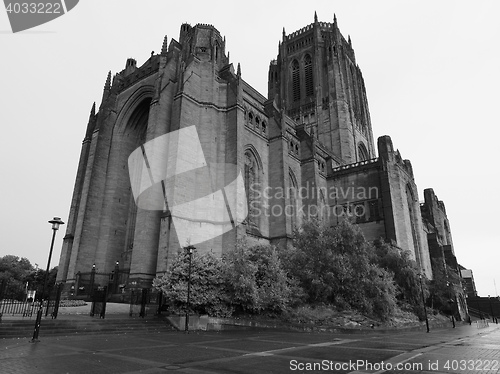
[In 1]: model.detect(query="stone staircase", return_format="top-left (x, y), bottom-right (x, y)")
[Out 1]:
top-left (0, 315), bottom-right (176, 339)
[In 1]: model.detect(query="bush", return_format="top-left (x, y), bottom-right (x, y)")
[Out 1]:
top-left (59, 299), bottom-right (87, 307)
top-left (223, 242), bottom-right (292, 314)
top-left (153, 251), bottom-right (228, 316)
top-left (153, 243), bottom-right (293, 317)
top-left (284, 219), bottom-right (397, 320)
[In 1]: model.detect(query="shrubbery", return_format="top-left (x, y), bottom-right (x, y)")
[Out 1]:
top-left (153, 244), bottom-right (292, 317)
top-left (283, 220), bottom-right (397, 320)
top-left (153, 219), bottom-right (430, 322)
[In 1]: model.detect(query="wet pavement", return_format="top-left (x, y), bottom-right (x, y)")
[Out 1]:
top-left (0, 322), bottom-right (498, 373)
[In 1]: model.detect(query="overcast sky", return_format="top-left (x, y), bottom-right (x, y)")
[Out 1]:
top-left (1, 0), bottom-right (498, 297)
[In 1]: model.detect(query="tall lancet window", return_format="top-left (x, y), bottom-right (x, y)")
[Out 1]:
top-left (289, 171), bottom-right (298, 229)
top-left (292, 59), bottom-right (300, 102)
top-left (244, 150), bottom-right (261, 230)
top-left (304, 54), bottom-right (314, 97)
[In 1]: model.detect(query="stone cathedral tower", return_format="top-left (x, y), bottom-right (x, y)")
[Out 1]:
top-left (57, 15), bottom-right (441, 296)
top-left (268, 13), bottom-right (375, 164)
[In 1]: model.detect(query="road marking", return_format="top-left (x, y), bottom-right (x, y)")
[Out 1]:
top-left (244, 339), bottom-right (357, 357)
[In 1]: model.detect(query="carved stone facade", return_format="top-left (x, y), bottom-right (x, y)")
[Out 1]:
top-left (57, 16), bottom-right (454, 292)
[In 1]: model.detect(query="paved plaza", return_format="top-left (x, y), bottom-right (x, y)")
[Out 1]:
top-left (0, 323), bottom-right (499, 373)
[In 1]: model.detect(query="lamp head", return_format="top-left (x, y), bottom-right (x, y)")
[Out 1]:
top-left (48, 217), bottom-right (65, 230)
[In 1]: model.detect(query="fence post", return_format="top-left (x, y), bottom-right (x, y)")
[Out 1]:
top-left (51, 283), bottom-right (63, 319)
top-left (140, 288), bottom-right (148, 318)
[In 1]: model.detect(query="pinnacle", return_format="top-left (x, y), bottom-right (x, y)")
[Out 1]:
top-left (104, 71), bottom-right (111, 90)
top-left (161, 35), bottom-right (168, 55)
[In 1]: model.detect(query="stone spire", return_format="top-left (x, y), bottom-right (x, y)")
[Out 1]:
top-left (161, 35), bottom-right (168, 55)
top-left (100, 71), bottom-right (112, 110)
top-left (85, 102), bottom-right (97, 139)
top-left (237, 62), bottom-right (241, 77)
top-left (104, 71), bottom-right (111, 91)
top-left (314, 11), bottom-right (318, 23)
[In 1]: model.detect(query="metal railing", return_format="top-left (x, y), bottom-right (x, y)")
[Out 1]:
top-left (0, 299), bottom-right (40, 317)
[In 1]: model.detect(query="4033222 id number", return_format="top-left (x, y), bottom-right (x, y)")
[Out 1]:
top-left (5, 3), bottom-right (62, 14)
top-left (444, 360), bottom-right (499, 371)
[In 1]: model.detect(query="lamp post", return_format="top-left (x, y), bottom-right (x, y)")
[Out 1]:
top-left (89, 263), bottom-right (96, 296)
top-left (113, 260), bottom-right (119, 294)
top-left (447, 282), bottom-right (455, 328)
top-left (418, 273), bottom-right (430, 333)
top-left (31, 217), bottom-right (64, 343)
top-left (184, 245), bottom-right (195, 333)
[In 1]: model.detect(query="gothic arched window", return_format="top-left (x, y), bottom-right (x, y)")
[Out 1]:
top-left (244, 150), bottom-right (261, 231)
top-left (292, 59), bottom-right (300, 102)
top-left (289, 170), bottom-right (298, 229)
top-left (358, 143), bottom-right (369, 161)
top-left (304, 54), bottom-right (314, 97)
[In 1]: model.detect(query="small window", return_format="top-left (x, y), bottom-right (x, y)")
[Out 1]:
top-left (305, 54), bottom-right (314, 97)
top-left (292, 60), bottom-right (300, 102)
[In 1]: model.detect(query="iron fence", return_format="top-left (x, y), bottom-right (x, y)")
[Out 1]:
top-left (129, 288), bottom-right (163, 317)
top-left (0, 279), bottom-right (63, 318)
top-left (75, 269), bottom-right (130, 299)
top-left (90, 286), bottom-right (108, 318)
top-left (0, 299), bottom-right (39, 317)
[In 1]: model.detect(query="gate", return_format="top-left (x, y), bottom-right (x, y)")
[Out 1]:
top-left (129, 288), bottom-right (163, 317)
top-left (90, 286), bottom-right (108, 318)
top-left (45, 283), bottom-right (63, 319)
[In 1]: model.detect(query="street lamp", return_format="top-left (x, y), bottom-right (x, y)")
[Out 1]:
top-left (31, 217), bottom-right (65, 343)
top-left (447, 281), bottom-right (455, 328)
top-left (89, 263), bottom-right (96, 296)
top-left (184, 245), bottom-right (195, 333)
top-left (418, 273), bottom-right (430, 333)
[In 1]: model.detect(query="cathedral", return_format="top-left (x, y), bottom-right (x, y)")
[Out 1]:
top-left (56, 14), bottom-right (460, 301)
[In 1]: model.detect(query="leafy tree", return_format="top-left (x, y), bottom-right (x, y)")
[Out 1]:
top-left (0, 255), bottom-right (35, 300)
top-left (153, 251), bottom-right (230, 316)
top-left (224, 242), bottom-right (292, 314)
top-left (428, 259), bottom-right (461, 314)
top-left (25, 266), bottom-right (58, 300)
top-left (285, 219), bottom-right (397, 320)
top-left (372, 241), bottom-right (429, 319)
top-left (153, 242), bottom-right (293, 317)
